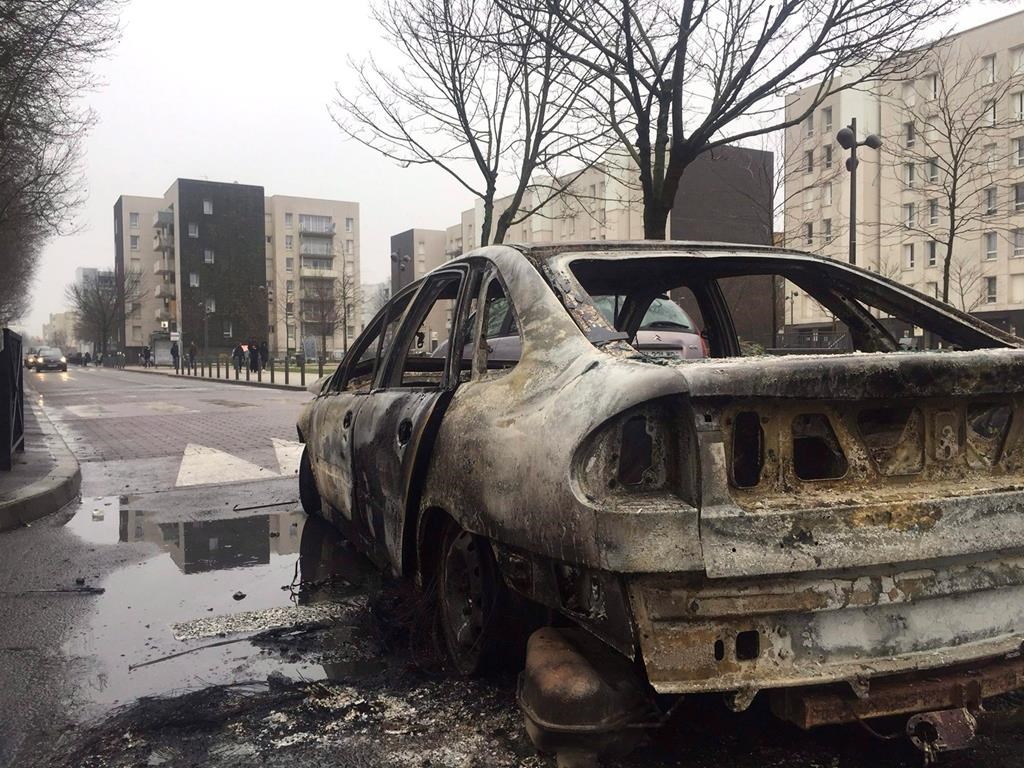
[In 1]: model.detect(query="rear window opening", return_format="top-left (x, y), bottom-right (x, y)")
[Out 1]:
top-left (792, 414), bottom-right (848, 480)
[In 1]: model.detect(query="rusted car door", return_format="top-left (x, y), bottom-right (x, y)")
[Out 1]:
top-left (351, 267), bottom-right (470, 572)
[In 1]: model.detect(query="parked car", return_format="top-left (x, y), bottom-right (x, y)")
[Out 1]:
top-left (296, 242), bottom-right (1024, 751)
top-left (33, 346), bottom-right (67, 372)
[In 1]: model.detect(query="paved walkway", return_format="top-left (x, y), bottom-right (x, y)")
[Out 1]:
top-left (0, 383), bottom-right (81, 531)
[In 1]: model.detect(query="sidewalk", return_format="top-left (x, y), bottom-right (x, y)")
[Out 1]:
top-left (121, 364), bottom-right (324, 392)
top-left (0, 389), bottom-right (81, 532)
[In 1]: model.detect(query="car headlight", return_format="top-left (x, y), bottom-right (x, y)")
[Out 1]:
top-left (60, 356), bottom-right (66, 363)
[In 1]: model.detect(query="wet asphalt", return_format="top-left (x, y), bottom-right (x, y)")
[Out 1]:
top-left (1, 367), bottom-right (1021, 767)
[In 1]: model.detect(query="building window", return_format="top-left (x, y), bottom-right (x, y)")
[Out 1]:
top-left (903, 243), bottom-right (915, 269)
top-left (1015, 92), bottom-right (1024, 121)
top-left (804, 113), bottom-right (814, 137)
top-left (903, 81), bottom-right (917, 106)
top-left (189, 272), bottom-right (199, 287)
top-left (285, 213), bottom-right (293, 229)
top-left (985, 232), bottom-right (998, 260)
top-left (1014, 46), bottom-right (1024, 74)
top-left (986, 143), bottom-right (999, 172)
top-left (926, 73), bottom-right (938, 100)
top-left (903, 202), bottom-right (916, 227)
top-left (1015, 229), bottom-right (1024, 257)
top-left (205, 297), bottom-right (216, 313)
top-left (129, 235), bottom-right (139, 251)
top-left (298, 214), bottom-right (333, 234)
top-left (345, 239), bottom-right (354, 255)
top-left (1016, 138), bottom-right (1024, 167)
top-left (823, 145), bottom-right (832, 169)
top-left (823, 218), bottom-right (832, 244)
top-left (822, 107), bottom-right (832, 132)
top-left (904, 162), bottom-right (915, 187)
top-left (927, 158), bottom-right (939, 182)
top-left (802, 188), bottom-right (814, 210)
top-left (203, 199), bottom-right (213, 215)
top-left (1015, 183), bottom-right (1024, 211)
top-left (286, 235), bottom-right (293, 250)
top-left (927, 240), bottom-right (937, 266)
top-left (266, 235), bottom-right (272, 244)
top-left (929, 199), bottom-right (939, 224)
top-left (986, 186), bottom-right (998, 214)
top-left (904, 121), bottom-right (915, 148)
top-left (345, 217), bottom-right (354, 233)
top-left (986, 276), bottom-right (998, 304)
top-left (804, 150), bottom-right (813, 173)
top-left (204, 248), bottom-right (215, 264)
top-left (823, 182), bottom-right (833, 207)
top-left (129, 212), bottom-right (139, 229)
top-left (223, 320), bottom-right (233, 338)
top-left (982, 54), bottom-right (997, 84)
top-left (984, 99), bottom-right (996, 126)
top-left (188, 222), bottom-right (199, 238)
top-left (804, 223), bottom-right (813, 246)
top-left (286, 257), bottom-right (294, 272)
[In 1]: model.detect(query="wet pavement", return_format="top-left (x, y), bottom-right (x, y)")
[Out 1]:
top-left (1, 367), bottom-right (1022, 767)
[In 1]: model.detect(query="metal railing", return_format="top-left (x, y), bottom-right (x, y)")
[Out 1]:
top-left (0, 329), bottom-right (25, 471)
top-left (170, 353), bottom-right (324, 388)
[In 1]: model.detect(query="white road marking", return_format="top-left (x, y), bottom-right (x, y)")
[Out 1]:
top-left (143, 402), bottom-right (190, 413)
top-left (175, 443), bottom-right (273, 487)
top-left (272, 438), bottom-right (304, 476)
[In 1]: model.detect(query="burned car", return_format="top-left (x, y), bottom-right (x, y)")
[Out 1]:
top-left (297, 242), bottom-right (1024, 759)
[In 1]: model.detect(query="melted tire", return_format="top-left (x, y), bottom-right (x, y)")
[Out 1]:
top-left (298, 447), bottom-right (322, 516)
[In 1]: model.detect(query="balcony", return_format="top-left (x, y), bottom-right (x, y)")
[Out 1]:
top-left (299, 265), bottom-right (338, 279)
top-left (298, 221), bottom-right (335, 237)
top-left (299, 243), bottom-right (335, 257)
top-left (153, 259), bottom-right (175, 277)
top-left (153, 210), bottom-right (174, 229)
top-left (154, 284), bottom-right (176, 299)
top-left (153, 232), bottom-right (174, 252)
top-left (155, 308), bottom-right (172, 322)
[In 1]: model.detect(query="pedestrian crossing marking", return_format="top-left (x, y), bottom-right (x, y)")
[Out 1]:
top-left (175, 443), bottom-right (273, 487)
top-left (272, 438), bottom-right (303, 476)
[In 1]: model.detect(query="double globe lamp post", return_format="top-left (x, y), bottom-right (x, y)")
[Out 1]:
top-left (835, 117), bottom-right (882, 266)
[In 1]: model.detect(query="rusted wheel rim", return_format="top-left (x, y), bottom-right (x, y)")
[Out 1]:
top-left (441, 530), bottom-right (486, 664)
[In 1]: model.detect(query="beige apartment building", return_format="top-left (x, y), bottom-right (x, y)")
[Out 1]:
top-left (785, 9), bottom-right (1024, 339)
top-left (113, 195), bottom-right (166, 349)
top-left (265, 195), bottom-right (361, 358)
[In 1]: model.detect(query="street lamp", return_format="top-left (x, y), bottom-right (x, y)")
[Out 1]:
top-left (836, 118), bottom-right (881, 266)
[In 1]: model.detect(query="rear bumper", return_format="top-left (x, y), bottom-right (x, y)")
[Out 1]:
top-left (627, 551), bottom-right (1024, 699)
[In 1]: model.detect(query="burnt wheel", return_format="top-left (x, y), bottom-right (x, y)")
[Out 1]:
top-left (437, 521), bottom-right (506, 675)
top-left (298, 447), bottom-right (321, 516)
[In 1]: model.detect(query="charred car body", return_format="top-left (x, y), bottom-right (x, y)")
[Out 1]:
top-left (297, 242), bottom-right (1024, 757)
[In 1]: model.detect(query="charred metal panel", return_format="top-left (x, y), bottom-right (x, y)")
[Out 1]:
top-left (629, 552), bottom-right (1024, 695)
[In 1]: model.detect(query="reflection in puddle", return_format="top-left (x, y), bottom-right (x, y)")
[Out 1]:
top-left (62, 496), bottom-right (385, 713)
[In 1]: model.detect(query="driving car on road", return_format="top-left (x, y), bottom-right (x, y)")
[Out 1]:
top-left (296, 241), bottom-right (1024, 754)
top-left (33, 347), bottom-right (67, 372)
top-left (24, 348), bottom-right (39, 368)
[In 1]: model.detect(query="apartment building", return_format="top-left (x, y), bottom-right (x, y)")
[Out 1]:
top-left (265, 195), bottom-right (360, 358)
top-left (41, 311), bottom-right (78, 349)
top-left (784, 9), bottom-right (1024, 340)
top-left (115, 183), bottom-right (360, 359)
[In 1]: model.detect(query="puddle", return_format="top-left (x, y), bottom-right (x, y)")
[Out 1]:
top-left (61, 500), bottom-right (383, 715)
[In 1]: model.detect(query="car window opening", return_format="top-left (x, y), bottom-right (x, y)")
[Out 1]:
top-left (792, 414), bottom-right (848, 481)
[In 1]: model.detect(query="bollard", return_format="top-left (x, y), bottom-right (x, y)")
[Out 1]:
top-left (257, 365), bottom-right (262, 383)
top-left (301, 363), bottom-right (305, 387)
top-left (216, 358), bottom-right (220, 378)
top-left (270, 359), bottom-right (275, 384)
top-left (246, 364), bottom-right (250, 382)
top-left (318, 358), bottom-right (323, 378)
top-left (284, 357), bottom-right (289, 386)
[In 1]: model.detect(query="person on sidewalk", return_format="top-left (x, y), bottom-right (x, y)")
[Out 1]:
top-left (170, 341), bottom-right (180, 373)
top-left (248, 338), bottom-right (259, 373)
top-left (259, 340), bottom-right (269, 371)
top-left (232, 344), bottom-right (244, 376)
top-left (142, 346), bottom-right (152, 368)
top-left (188, 341), bottom-right (197, 374)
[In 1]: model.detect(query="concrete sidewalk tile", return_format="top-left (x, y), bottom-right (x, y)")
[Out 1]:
top-left (0, 392), bottom-right (81, 532)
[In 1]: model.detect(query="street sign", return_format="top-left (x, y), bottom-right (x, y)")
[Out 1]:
top-left (170, 332), bottom-right (180, 342)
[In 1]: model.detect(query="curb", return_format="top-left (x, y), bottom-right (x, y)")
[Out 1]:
top-left (0, 395), bottom-right (82, 533)
top-left (119, 366), bottom-right (316, 393)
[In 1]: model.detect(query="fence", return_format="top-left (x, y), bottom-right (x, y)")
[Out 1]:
top-left (169, 354), bottom-right (326, 388)
top-left (0, 329), bottom-right (25, 471)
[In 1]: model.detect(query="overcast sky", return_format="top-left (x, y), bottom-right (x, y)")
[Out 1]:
top-left (17, 0), bottom-right (1022, 337)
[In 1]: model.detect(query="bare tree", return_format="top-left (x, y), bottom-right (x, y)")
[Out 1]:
top-left (881, 44), bottom-right (1024, 304)
top-left (0, 0), bottom-right (121, 324)
top-left (299, 271), bottom-right (361, 361)
top-left (65, 270), bottom-right (139, 356)
top-left (949, 252), bottom-right (985, 312)
top-left (501, 0), bottom-right (964, 239)
top-left (332, 0), bottom-right (610, 247)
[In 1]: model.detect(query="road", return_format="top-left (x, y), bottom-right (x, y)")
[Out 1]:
top-left (1, 367), bottom-right (1021, 768)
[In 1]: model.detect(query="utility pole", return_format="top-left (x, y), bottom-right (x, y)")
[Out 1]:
top-left (836, 118), bottom-right (882, 266)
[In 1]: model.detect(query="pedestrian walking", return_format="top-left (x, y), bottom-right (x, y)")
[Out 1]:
top-left (83, 352), bottom-right (91, 367)
top-left (232, 344), bottom-right (244, 376)
top-left (188, 341), bottom-right (197, 374)
top-left (259, 340), bottom-right (269, 371)
top-left (248, 338), bottom-right (259, 373)
top-left (143, 346), bottom-right (152, 368)
top-left (170, 341), bottom-right (180, 373)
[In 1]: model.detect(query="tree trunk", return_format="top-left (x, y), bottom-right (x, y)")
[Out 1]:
top-left (643, 204), bottom-right (671, 240)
